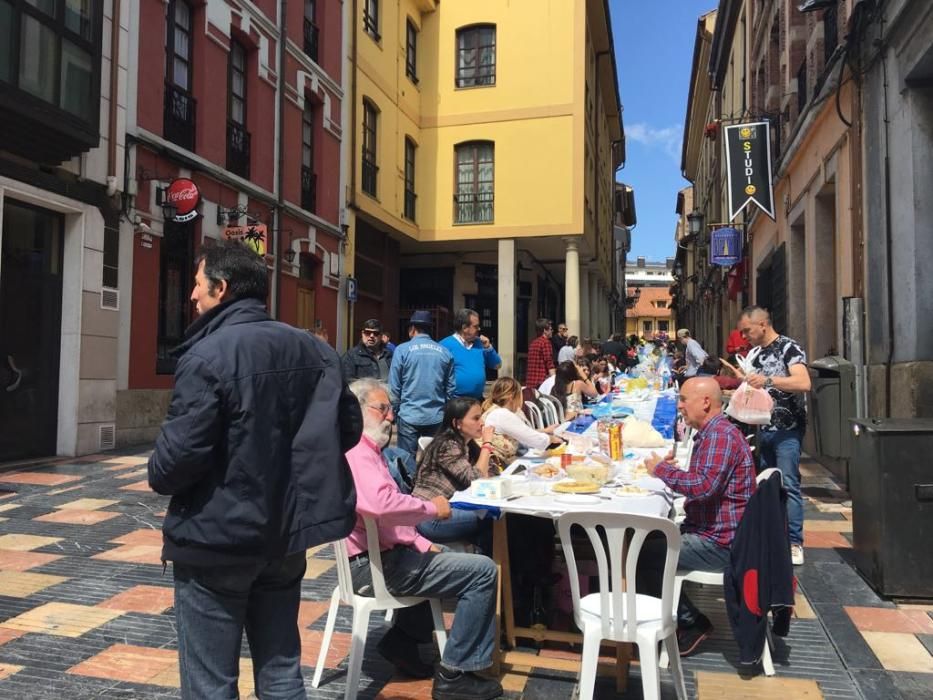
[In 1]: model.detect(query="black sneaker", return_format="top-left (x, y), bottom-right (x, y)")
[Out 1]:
top-left (432, 667), bottom-right (503, 700)
top-left (677, 614), bottom-right (713, 656)
top-left (377, 627), bottom-right (435, 679)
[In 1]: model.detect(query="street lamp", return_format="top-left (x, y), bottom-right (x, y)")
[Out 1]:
top-left (686, 208), bottom-right (705, 237)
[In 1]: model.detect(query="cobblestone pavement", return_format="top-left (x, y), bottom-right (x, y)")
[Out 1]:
top-left (0, 451), bottom-right (929, 699)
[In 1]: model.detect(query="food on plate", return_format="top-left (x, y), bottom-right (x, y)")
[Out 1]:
top-left (621, 418), bottom-right (666, 448)
top-left (565, 463), bottom-right (609, 484)
top-left (545, 443), bottom-right (567, 457)
top-left (615, 485), bottom-right (650, 496)
top-left (552, 480), bottom-right (602, 494)
top-left (530, 463), bottom-right (562, 479)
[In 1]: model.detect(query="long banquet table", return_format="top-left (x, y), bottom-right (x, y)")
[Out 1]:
top-left (451, 464), bottom-right (674, 689)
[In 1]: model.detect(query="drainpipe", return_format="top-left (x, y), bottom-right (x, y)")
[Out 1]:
top-left (346, 0), bottom-right (359, 343)
top-left (272, 0), bottom-right (287, 318)
top-left (106, 0), bottom-right (122, 196)
top-left (336, 0), bottom-right (354, 351)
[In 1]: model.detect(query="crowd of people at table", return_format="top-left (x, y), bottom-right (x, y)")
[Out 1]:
top-left (144, 241), bottom-right (811, 699)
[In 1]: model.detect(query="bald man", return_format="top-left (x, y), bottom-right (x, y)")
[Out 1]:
top-left (638, 377), bottom-right (755, 656)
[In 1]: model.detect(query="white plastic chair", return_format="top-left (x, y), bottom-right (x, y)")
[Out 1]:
top-left (524, 401), bottom-right (545, 429)
top-left (556, 512), bottom-right (688, 700)
top-left (659, 468), bottom-right (780, 675)
top-left (417, 436), bottom-right (433, 453)
top-left (311, 516), bottom-right (448, 699)
top-left (540, 393), bottom-right (566, 423)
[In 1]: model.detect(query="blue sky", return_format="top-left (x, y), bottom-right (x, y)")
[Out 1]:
top-left (609, 0), bottom-right (718, 262)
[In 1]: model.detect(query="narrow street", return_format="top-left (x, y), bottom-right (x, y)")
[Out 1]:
top-left (0, 453), bottom-right (927, 698)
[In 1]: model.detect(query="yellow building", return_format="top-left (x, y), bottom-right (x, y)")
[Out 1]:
top-left (344, 0), bottom-right (625, 378)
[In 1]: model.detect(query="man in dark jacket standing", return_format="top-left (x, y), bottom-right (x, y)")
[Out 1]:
top-left (341, 318), bottom-right (393, 382)
top-left (148, 242), bottom-right (361, 700)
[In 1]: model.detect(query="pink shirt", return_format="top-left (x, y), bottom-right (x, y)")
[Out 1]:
top-left (345, 434), bottom-right (438, 557)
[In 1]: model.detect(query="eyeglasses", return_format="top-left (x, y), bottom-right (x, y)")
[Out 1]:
top-left (362, 329), bottom-right (380, 337)
top-left (366, 402), bottom-right (393, 418)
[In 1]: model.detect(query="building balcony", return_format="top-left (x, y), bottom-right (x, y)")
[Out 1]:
top-left (404, 189), bottom-right (417, 221)
top-left (454, 191), bottom-right (494, 224)
top-left (164, 82), bottom-right (197, 152)
top-left (226, 120), bottom-right (251, 179)
top-left (361, 157), bottom-right (378, 197)
top-left (301, 166), bottom-right (317, 212)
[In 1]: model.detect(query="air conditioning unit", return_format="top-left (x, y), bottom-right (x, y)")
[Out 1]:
top-left (101, 287), bottom-right (119, 311)
top-left (98, 424), bottom-right (116, 451)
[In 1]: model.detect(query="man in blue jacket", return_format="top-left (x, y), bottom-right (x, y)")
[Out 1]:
top-left (439, 308), bottom-right (501, 399)
top-left (389, 310), bottom-right (456, 459)
top-left (148, 242), bottom-right (361, 700)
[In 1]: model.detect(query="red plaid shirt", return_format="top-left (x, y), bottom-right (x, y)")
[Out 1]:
top-left (655, 413), bottom-right (755, 548)
top-left (525, 335), bottom-right (555, 388)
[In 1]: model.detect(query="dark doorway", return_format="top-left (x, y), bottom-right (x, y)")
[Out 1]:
top-left (756, 243), bottom-right (787, 334)
top-left (0, 201), bottom-right (64, 461)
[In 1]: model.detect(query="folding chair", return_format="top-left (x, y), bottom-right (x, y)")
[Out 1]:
top-left (311, 517), bottom-right (448, 699)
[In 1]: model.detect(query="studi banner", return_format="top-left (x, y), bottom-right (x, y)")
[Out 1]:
top-left (724, 121), bottom-right (775, 221)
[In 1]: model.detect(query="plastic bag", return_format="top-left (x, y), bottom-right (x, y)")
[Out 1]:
top-left (724, 347), bottom-right (774, 425)
top-left (724, 382), bottom-right (774, 425)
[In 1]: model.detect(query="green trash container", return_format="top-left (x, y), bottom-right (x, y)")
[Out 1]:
top-left (810, 356), bottom-right (855, 460)
top-left (849, 418), bottom-right (933, 598)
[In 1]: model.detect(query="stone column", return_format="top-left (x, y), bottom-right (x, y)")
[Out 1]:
top-left (579, 265), bottom-right (590, 338)
top-left (589, 271), bottom-right (600, 339)
top-left (497, 239), bottom-right (516, 378)
top-left (564, 238), bottom-right (581, 339)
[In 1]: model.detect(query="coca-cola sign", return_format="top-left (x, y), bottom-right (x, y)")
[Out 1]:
top-left (164, 178), bottom-right (201, 222)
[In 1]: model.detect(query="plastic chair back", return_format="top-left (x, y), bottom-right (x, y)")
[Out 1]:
top-left (557, 512), bottom-right (681, 643)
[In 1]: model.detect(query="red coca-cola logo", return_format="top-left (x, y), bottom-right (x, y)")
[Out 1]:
top-left (165, 178), bottom-right (200, 222)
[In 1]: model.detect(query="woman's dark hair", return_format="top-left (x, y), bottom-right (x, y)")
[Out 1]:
top-left (700, 356), bottom-right (723, 375)
top-left (567, 335), bottom-right (578, 348)
top-left (196, 240), bottom-right (269, 302)
top-left (418, 397), bottom-right (481, 469)
top-left (551, 361), bottom-right (579, 409)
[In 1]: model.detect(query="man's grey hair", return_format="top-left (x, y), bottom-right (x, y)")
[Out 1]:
top-left (676, 328), bottom-right (690, 339)
top-left (348, 378), bottom-right (389, 407)
top-left (455, 307), bottom-right (478, 332)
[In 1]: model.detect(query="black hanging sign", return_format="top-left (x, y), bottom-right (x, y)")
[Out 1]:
top-left (724, 121), bottom-right (775, 221)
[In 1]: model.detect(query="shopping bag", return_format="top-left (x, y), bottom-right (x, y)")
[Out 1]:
top-left (724, 382), bottom-right (774, 425)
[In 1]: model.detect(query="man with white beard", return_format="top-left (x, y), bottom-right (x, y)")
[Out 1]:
top-left (344, 379), bottom-right (503, 700)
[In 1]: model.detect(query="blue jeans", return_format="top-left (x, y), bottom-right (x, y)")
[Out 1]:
top-left (637, 532), bottom-right (731, 627)
top-left (350, 548), bottom-right (497, 672)
top-left (757, 428), bottom-right (804, 545)
top-left (417, 509), bottom-right (493, 554)
top-left (396, 418), bottom-right (441, 462)
top-left (173, 553), bottom-right (307, 699)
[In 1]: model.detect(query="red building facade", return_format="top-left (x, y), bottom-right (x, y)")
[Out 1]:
top-left (119, 0), bottom-right (344, 443)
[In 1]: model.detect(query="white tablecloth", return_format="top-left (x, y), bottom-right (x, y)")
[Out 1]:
top-left (450, 474), bottom-right (672, 520)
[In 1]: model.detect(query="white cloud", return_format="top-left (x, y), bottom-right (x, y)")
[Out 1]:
top-left (626, 122), bottom-right (683, 163)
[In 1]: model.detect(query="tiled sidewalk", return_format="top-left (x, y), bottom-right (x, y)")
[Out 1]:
top-left (0, 451), bottom-right (928, 698)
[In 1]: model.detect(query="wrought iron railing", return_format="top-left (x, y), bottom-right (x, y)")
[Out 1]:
top-left (362, 156), bottom-right (378, 196)
top-left (404, 189), bottom-right (417, 221)
top-left (164, 82), bottom-right (196, 151)
top-left (454, 191), bottom-right (494, 224)
top-left (227, 120), bottom-right (251, 179)
top-left (301, 166), bottom-right (317, 212)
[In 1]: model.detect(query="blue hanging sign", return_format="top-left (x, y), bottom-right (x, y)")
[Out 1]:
top-left (710, 226), bottom-right (743, 266)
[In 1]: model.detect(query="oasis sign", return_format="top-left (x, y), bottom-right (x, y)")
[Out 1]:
top-left (724, 121), bottom-right (775, 221)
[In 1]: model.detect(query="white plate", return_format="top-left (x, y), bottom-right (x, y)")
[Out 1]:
top-left (554, 494), bottom-right (602, 506)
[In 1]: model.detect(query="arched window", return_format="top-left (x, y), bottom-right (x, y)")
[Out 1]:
top-left (455, 24), bottom-right (495, 88)
top-left (454, 141), bottom-right (494, 224)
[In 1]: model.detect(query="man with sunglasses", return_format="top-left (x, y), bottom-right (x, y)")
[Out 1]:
top-left (342, 318), bottom-right (393, 383)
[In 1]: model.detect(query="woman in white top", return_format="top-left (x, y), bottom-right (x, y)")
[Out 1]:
top-left (481, 377), bottom-right (563, 467)
top-left (557, 335), bottom-right (578, 364)
top-left (552, 359), bottom-right (599, 417)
